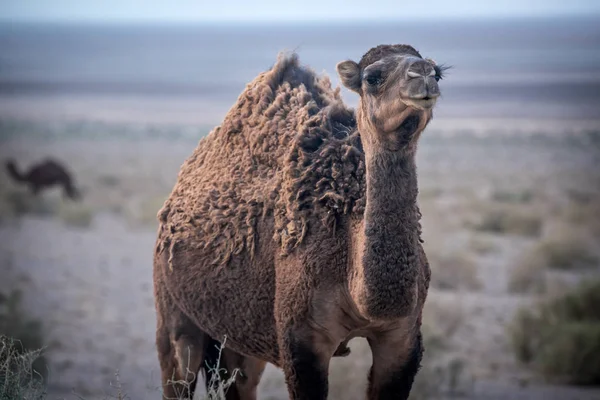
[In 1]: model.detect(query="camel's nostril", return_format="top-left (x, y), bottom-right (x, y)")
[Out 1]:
top-left (423, 96), bottom-right (431, 101)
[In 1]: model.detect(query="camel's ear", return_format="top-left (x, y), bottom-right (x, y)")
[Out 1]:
top-left (336, 60), bottom-right (361, 93)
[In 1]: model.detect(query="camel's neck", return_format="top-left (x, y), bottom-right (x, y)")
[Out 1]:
top-left (365, 152), bottom-right (419, 227)
top-left (351, 149), bottom-right (421, 320)
top-left (5, 162), bottom-right (26, 183)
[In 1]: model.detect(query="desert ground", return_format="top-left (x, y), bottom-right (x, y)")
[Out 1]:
top-left (1, 111), bottom-right (599, 399)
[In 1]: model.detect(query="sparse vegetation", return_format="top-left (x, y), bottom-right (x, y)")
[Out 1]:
top-left (473, 208), bottom-right (542, 237)
top-left (418, 187), bottom-right (443, 199)
top-left (0, 189), bottom-right (59, 218)
top-left (198, 340), bottom-right (239, 400)
top-left (535, 238), bottom-right (598, 270)
top-left (412, 296), bottom-right (471, 398)
top-left (2, 122), bottom-right (599, 398)
top-left (0, 289), bottom-right (47, 399)
top-left (429, 252), bottom-right (482, 290)
top-left (508, 254), bottom-right (547, 294)
top-left (157, 338), bottom-right (238, 400)
top-left (564, 188), bottom-right (595, 205)
top-left (560, 185), bottom-right (600, 234)
top-left (510, 233), bottom-right (598, 293)
top-left (509, 279), bottom-right (600, 385)
top-left (0, 331), bottom-right (238, 400)
top-left (96, 174), bottom-right (121, 188)
top-left (491, 188), bottom-right (534, 204)
top-left (126, 194), bottom-right (168, 227)
top-left (58, 203), bottom-right (94, 228)
top-left (0, 291), bottom-right (45, 370)
top-left (0, 336), bottom-right (46, 400)
top-left (469, 237), bottom-right (497, 255)
top-left (0, 187), bottom-right (95, 228)
top-left (563, 201), bottom-right (600, 239)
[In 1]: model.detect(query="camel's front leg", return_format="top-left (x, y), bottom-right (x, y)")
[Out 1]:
top-left (366, 327), bottom-right (423, 400)
top-left (278, 325), bottom-right (338, 400)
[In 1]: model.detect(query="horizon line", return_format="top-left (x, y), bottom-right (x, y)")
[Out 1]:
top-left (1, 13), bottom-right (599, 26)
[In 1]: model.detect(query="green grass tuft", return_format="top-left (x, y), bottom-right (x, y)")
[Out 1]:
top-left (509, 279), bottom-right (600, 385)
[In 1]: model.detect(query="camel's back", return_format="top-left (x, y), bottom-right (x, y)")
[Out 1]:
top-left (29, 160), bottom-right (71, 184)
top-left (157, 53), bottom-right (365, 267)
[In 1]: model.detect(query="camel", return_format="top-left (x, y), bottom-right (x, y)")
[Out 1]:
top-left (154, 44), bottom-right (446, 400)
top-left (5, 158), bottom-right (81, 200)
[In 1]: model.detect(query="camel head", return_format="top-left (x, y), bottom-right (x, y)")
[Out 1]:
top-left (4, 159), bottom-right (20, 180)
top-left (5, 159), bottom-right (16, 170)
top-left (337, 44), bottom-right (446, 153)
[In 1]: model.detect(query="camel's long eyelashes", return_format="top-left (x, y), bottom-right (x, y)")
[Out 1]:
top-left (433, 64), bottom-right (452, 82)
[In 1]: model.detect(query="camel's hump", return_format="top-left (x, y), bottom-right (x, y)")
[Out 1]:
top-left (158, 52), bottom-right (365, 266)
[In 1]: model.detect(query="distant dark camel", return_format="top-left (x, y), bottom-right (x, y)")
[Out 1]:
top-left (5, 159), bottom-right (81, 200)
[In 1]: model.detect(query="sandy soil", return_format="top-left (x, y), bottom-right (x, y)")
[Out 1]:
top-left (1, 119), bottom-right (599, 399)
top-left (1, 215), bottom-right (599, 400)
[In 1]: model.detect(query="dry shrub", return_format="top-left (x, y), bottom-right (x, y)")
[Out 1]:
top-left (509, 224), bottom-right (598, 293)
top-left (0, 183), bottom-right (94, 228)
top-left (418, 187), bottom-right (443, 200)
top-left (0, 189), bottom-right (59, 218)
top-left (413, 296), bottom-right (471, 399)
top-left (508, 254), bottom-right (547, 294)
top-left (202, 343), bottom-right (239, 400)
top-left (126, 194), bottom-right (168, 227)
top-left (509, 279), bottom-right (600, 385)
top-left (491, 188), bottom-right (534, 204)
top-left (536, 239), bottom-right (598, 271)
top-left (162, 338), bottom-right (238, 400)
top-left (58, 202), bottom-right (94, 228)
top-left (468, 237), bottom-right (497, 255)
top-left (429, 252), bottom-right (482, 291)
top-left (510, 234), bottom-right (597, 294)
top-left (0, 336), bottom-right (46, 400)
top-left (473, 208), bottom-right (542, 237)
top-left (0, 289), bottom-right (47, 399)
top-left (96, 174), bottom-right (121, 188)
top-left (565, 188), bottom-right (596, 205)
top-left (563, 201), bottom-right (600, 238)
top-left (0, 291), bottom-right (45, 368)
top-left (421, 295), bottom-right (463, 345)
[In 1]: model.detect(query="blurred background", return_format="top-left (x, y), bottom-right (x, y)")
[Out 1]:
top-left (0, 1), bottom-right (599, 399)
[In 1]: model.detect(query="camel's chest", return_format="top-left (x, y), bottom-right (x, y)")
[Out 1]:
top-left (309, 285), bottom-right (406, 344)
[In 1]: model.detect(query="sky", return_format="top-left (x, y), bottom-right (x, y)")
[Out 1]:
top-left (1, 0), bottom-right (600, 22)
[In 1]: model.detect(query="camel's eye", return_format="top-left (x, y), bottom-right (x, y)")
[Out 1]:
top-left (364, 71), bottom-right (383, 86)
top-left (433, 65), bottom-right (445, 82)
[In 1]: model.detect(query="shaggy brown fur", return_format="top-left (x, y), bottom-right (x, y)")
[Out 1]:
top-left (5, 158), bottom-right (81, 200)
top-left (157, 53), bottom-right (365, 266)
top-left (154, 45), bottom-right (444, 400)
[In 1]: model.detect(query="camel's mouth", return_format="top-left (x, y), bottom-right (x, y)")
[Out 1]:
top-left (403, 97), bottom-right (437, 111)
